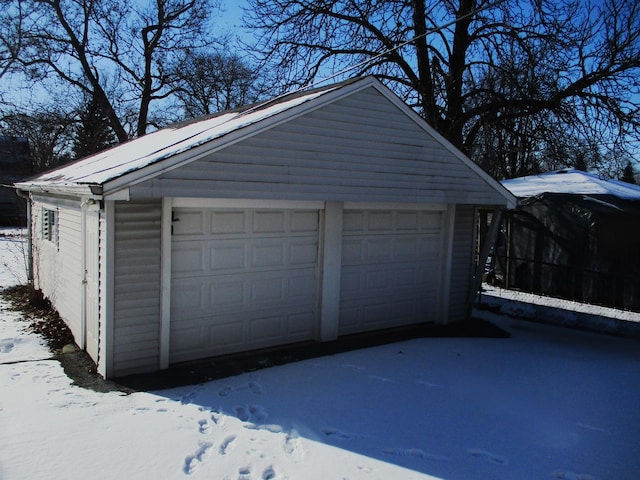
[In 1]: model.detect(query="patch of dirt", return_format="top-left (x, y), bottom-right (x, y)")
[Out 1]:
top-left (2, 285), bottom-right (75, 351)
top-left (1, 285), bottom-right (131, 394)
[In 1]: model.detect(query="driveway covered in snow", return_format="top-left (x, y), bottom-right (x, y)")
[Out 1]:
top-left (1, 230), bottom-right (639, 479)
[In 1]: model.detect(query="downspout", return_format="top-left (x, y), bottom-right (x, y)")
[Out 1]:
top-left (15, 189), bottom-right (33, 284)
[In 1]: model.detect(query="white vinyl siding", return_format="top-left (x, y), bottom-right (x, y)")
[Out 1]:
top-left (170, 207), bottom-right (319, 363)
top-left (129, 88), bottom-right (507, 206)
top-left (31, 197), bottom-right (83, 343)
top-left (112, 200), bottom-right (162, 376)
top-left (448, 205), bottom-right (476, 322)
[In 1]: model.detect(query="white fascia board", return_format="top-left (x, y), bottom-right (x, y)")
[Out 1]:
top-left (343, 201), bottom-right (447, 211)
top-left (103, 188), bottom-right (130, 201)
top-left (369, 82), bottom-right (518, 210)
top-left (15, 182), bottom-right (101, 199)
top-left (172, 198), bottom-right (324, 210)
top-left (101, 78), bottom-right (382, 195)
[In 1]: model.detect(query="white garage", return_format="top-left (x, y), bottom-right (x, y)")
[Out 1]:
top-left (17, 75), bottom-right (516, 378)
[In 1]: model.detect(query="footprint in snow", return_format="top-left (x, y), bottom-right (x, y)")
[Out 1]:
top-left (183, 441), bottom-right (213, 475)
top-left (219, 381), bottom-right (263, 397)
top-left (219, 386), bottom-right (234, 397)
top-left (552, 471), bottom-right (598, 480)
top-left (383, 447), bottom-right (449, 461)
top-left (321, 427), bottom-right (365, 441)
top-left (341, 364), bottom-right (364, 372)
top-left (262, 465), bottom-right (277, 479)
top-left (198, 419), bottom-right (211, 434)
top-left (248, 381), bottom-right (263, 394)
top-left (416, 379), bottom-right (443, 388)
top-left (210, 409), bottom-right (224, 426)
top-left (576, 422), bottom-right (605, 432)
top-left (283, 430), bottom-right (304, 459)
top-left (0, 338), bottom-right (15, 353)
top-left (180, 386), bottom-right (203, 405)
top-left (219, 435), bottom-right (237, 455)
top-left (468, 448), bottom-right (508, 466)
top-left (235, 404), bottom-right (269, 423)
top-left (238, 466), bottom-right (252, 480)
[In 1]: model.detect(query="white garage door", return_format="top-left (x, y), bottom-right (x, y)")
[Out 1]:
top-left (339, 209), bottom-right (443, 335)
top-left (170, 207), bottom-right (319, 363)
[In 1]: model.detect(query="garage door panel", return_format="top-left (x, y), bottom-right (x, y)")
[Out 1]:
top-left (342, 262), bottom-right (432, 294)
top-left (367, 211), bottom-right (393, 230)
top-left (366, 237), bottom-right (393, 259)
top-left (365, 270), bottom-right (390, 290)
top-left (211, 210), bottom-right (247, 234)
top-left (170, 207), bottom-right (319, 363)
top-left (252, 210), bottom-right (286, 233)
top-left (252, 242), bottom-right (285, 268)
top-left (339, 209), bottom-right (442, 335)
top-left (290, 238), bottom-right (319, 265)
top-left (288, 312), bottom-right (315, 337)
top-left (291, 211), bottom-right (319, 232)
top-left (172, 279), bottom-right (206, 312)
top-left (211, 243), bottom-right (246, 270)
top-left (250, 314), bottom-right (284, 342)
top-left (211, 322), bottom-right (245, 346)
top-left (341, 239), bottom-right (364, 264)
top-left (421, 212), bottom-right (443, 229)
top-left (288, 274), bottom-right (317, 300)
top-left (420, 234), bottom-right (441, 255)
top-left (171, 308), bottom-right (317, 361)
top-left (343, 211), bottom-right (364, 231)
top-left (340, 271), bottom-right (362, 293)
top-left (171, 320), bottom-right (207, 350)
top-left (394, 237), bottom-right (420, 258)
top-left (363, 303), bottom-right (388, 324)
top-left (173, 243), bottom-right (205, 274)
top-left (251, 276), bottom-right (286, 303)
top-left (395, 268), bottom-right (418, 286)
top-left (174, 210), bottom-right (205, 236)
top-left (210, 280), bottom-right (245, 306)
top-left (397, 211), bottom-right (420, 230)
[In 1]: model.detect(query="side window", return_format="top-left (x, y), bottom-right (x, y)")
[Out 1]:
top-left (42, 208), bottom-right (59, 246)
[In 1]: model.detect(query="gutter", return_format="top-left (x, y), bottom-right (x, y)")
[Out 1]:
top-left (14, 182), bottom-right (102, 199)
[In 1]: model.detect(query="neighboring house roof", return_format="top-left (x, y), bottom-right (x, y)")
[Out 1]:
top-left (16, 75), bottom-right (514, 207)
top-left (502, 168), bottom-right (640, 201)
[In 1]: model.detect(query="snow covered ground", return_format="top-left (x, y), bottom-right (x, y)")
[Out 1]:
top-left (1, 229), bottom-right (639, 480)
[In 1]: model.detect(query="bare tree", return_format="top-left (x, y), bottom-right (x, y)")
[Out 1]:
top-left (173, 51), bottom-right (262, 118)
top-left (4, 0), bottom-right (219, 142)
top-left (0, 0), bottom-right (24, 80)
top-left (1, 109), bottom-right (76, 172)
top-left (246, 0), bottom-right (640, 178)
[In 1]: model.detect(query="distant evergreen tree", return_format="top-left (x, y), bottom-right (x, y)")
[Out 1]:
top-left (621, 160), bottom-right (637, 184)
top-left (72, 97), bottom-right (117, 159)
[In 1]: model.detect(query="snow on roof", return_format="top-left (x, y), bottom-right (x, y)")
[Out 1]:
top-left (502, 168), bottom-right (640, 200)
top-left (19, 83), bottom-right (342, 189)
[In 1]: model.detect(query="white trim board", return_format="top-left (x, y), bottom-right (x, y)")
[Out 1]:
top-left (172, 198), bottom-right (325, 210)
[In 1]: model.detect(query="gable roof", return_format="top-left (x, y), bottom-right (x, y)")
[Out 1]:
top-left (17, 76), bottom-right (514, 207)
top-left (502, 168), bottom-right (640, 201)
top-left (17, 80), bottom-right (349, 195)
